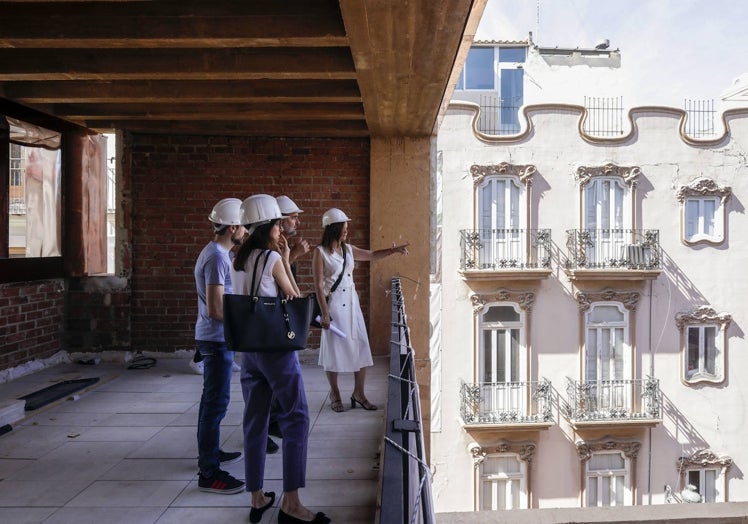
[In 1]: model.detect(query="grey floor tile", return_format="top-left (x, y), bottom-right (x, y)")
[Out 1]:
top-left (64, 480), bottom-right (189, 507)
top-left (0, 356), bottom-right (387, 524)
top-left (9, 441), bottom-right (142, 481)
top-left (0, 457), bottom-right (34, 478)
top-left (155, 507), bottom-right (253, 524)
top-left (100, 458), bottom-right (198, 481)
top-left (94, 412), bottom-right (183, 427)
top-left (44, 506), bottom-right (168, 524)
top-left (127, 426), bottom-right (198, 459)
top-left (0, 480), bottom-right (93, 507)
top-left (0, 507), bottom-right (57, 523)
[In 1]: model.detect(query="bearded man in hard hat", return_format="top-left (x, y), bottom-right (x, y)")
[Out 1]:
top-left (193, 198), bottom-right (247, 494)
top-left (276, 195), bottom-right (310, 278)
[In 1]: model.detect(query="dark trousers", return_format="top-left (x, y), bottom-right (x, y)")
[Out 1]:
top-left (241, 351), bottom-right (309, 492)
top-left (196, 340), bottom-right (234, 477)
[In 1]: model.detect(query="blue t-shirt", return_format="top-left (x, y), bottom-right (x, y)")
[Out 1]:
top-left (194, 241), bottom-right (233, 342)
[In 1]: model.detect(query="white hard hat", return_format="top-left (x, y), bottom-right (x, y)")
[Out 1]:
top-left (276, 195), bottom-right (303, 214)
top-left (240, 194), bottom-right (286, 234)
top-left (208, 198), bottom-right (242, 226)
top-left (322, 208), bottom-right (351, 228)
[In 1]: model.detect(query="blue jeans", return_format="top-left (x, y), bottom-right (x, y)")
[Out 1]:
top-left (196, 340), bottom-right (235, 477)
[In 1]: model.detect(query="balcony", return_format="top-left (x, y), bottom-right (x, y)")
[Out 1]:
top-left (564, 229), bottom-right (661, 281)
top-left (565, 377), bottom-right (662, 429)
top-left (460, 379), bottom-right (554, 432)
top-left (459, 228), bottom-right (552, 282)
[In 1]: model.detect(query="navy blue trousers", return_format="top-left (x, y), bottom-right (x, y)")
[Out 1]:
top-left (241, 350), bottom-right (309, 492)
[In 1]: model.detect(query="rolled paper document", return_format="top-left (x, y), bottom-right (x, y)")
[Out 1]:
top-left (314, 316), bottom-right (347, 338)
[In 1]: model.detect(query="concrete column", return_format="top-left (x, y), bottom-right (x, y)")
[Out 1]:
top-left (370, 136), bottom-right (433, 453)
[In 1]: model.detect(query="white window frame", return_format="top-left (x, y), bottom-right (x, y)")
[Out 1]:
top-left (478, 302), bottom-right (527, 416)
top-left (478, 452), bottom-right (527, 510)
top-left (677, 178), bottom-right (731, 246)
top-left (685, 324), bottom-right (721, 383)
top-left (477, 175), bottom-right (525, 268)
top-left (683, 196), bottom-right (723, 244)
top-left (686, 468), bottom-right (723, 503)
top-left (479, 302), bottom-right (526, 383)
top-left (457, 46), bottom-right (496, 91)
top-left (585, 451), bottom-right (630, 507)
top-left (676, 449), bottom-right (732, 503)
top-left (676, 307), bottom-right (731, 386)
top-left (584, 302), bottom-right (630, 382)
top-left (583, 177), bottom-right (629, 231)
top-left (582, 177), bottom-right (631, 265)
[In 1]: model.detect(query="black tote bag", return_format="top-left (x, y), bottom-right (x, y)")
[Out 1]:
top-left (223, 250), bottom-right (313, 352)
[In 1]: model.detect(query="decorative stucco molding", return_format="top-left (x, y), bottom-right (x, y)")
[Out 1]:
top-left (676, 178), bottom-right (732, 204)
top-left (675, 306), bottom-right (732, 330)
top-left (575, 289), bottom-right (640, 312)
top-left (576, 163), bottom-right (641, 188)
top-left (448, 101), bottom-right (748, 147)
top-left (576, 438), bottom-right (641, 462)
top-left (471, 290), bottom-right (535, 315)
top-left (677, 449), bottom-right (732, 472)
top-left (470, 162), bottom-right (537, 186)
top-left (470, 440), bottom-right (537, 468)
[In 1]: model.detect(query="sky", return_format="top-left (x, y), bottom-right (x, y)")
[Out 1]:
top-left (476, 0), bottom-right (748, 106)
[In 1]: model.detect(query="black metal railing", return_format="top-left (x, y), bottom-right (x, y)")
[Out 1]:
top-left (379, 277), bottom-right (435, 524)
top-left (583, 96), bottom-right (625, 137)
top-left (565, 229), bottom-right (661, 270)
top-left (459, 228), bottom-right (551, 271)
top-left (566, 377), bottom-right (662, 422)
top-left (477, 94), bottom-right (523, 135)
top-left (684, 98), bottom-right (716, 138)
top-left (460, 379), bottom-right (553, 425)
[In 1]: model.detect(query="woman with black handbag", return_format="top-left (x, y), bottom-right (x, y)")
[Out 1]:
top-left (231, 194), bottom-right (331, 524)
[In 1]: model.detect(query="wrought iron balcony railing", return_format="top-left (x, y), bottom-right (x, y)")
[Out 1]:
top-left (565, 229), bottom-right (661, 270)
top-left (565, 377), bottom-right (662, 423)
top-left (460, 379), bottom-right (553, 425)
top-left (459, 228), bottom-right (551, 271)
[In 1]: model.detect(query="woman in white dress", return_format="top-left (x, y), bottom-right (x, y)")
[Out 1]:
top-left (312, 208), bottom-right (409, 412)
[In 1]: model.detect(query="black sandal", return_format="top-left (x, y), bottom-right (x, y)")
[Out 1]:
top-left (330, 395), bottom-right (344, 412)
top-left (350, 395), bottom-right (378, 410)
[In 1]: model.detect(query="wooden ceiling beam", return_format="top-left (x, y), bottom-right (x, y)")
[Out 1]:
top-left (0, 0), bottom-right (342, 18)
top-left (0, 16), bottom-right (347, 49)
top-left (1, 80), bottom-right (362, 104)
top-left (0, 0), bottom-right (346, 48)
top-left (44, 102), bottom-right (366, 121)
top-left (0, 48), bottom-right (356, 81)
top-left (85, 118), bottom-right (370, 138)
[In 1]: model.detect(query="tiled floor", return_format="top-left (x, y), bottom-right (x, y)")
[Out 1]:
top-left (0, 351), bottom-right (387, 524)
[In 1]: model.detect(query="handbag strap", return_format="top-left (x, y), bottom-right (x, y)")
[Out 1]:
top-left (329, 245), bottom-right (347, 295)
top-left (250, 249), bottom-right (272, 297)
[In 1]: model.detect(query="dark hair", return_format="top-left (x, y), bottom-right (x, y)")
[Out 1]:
top-left (233, 219), bottom-right (280, 271)
top-left (212, 223), bottom-right (230, 235)
top-left (320, 222), bottom-right (346, 252)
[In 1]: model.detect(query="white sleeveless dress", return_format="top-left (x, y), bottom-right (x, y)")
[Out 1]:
top-left (317, 245), bottom-right (373, 372)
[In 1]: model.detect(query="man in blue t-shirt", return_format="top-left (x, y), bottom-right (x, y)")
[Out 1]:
top-left (194, 198), bottom-right (247, 494)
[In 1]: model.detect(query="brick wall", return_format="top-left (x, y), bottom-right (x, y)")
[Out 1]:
top-left (0, 280), bottom-right (65, 368)
top-left (65, 277), bottom-right (131, 353)
top-left (129, 135), bottom-right (370, 353)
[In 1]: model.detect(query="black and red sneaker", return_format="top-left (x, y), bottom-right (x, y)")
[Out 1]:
top-left (198, 469), bottom-right (245, 494)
